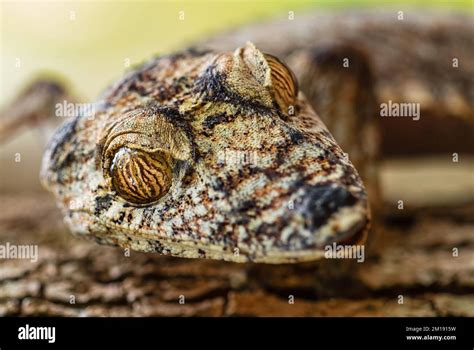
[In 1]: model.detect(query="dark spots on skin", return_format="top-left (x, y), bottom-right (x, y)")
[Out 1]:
top-left (315, 141), bottom-right (339, 165)
top-left (143, 75), bottom-right (192, 101)
top-left (47, 113), bottom-right (93, 180)
top-left (203, 112), bottom-right (233, 129)
top-left (174, 76), bottom-right (193, 89)
top-left (171, 77), bottom-right (190, 95)
top-left (211, 173), bottom-right (235, 195)
top-left (339, 163), bottom-right (363, 189)
top-left (145, 104), bottom-right (185, 124)
top-left (128, 79), bottom-right (149, 97)
top-left (230, 200), bottom-right (257, 228)
top-left (142, 207), bottom-right (157, 222)
top-left (150, 240), bottom-right (164, 253)
top-left (144, 76), bottom-right (189, 101)
top-left (112, 211), bottom-right (126, 225)
top-left (245, 166), bottom-right (265, 177)
top-left (286, 126), bottom-right (305, 145)
top-left (327, 153), bottom-right (339, 166)
top-left (234, 217), bottom-right (250, 225)
top-left (58, 151), bottom-right (77, 172)
top-left (211, 177), bottom-right (229, 195)
top-left (314, 138), bottom-right (362, 189)
top-left (194, 58), bottom-right (302, 129)
top-left (261, 168), bottom-right (280, 181)
top-left (198, 249), bottom-right (206, 258)
top-left (193, 65), bottom-right (275, 116)
top-left (274, 149), bottom-right (287, 168)
top-left (296, 183), bottom-right (358, 230)
top-left (181, 170), bottom-right (199, 194)
top-left (289, 176), bottom-right (307, 193)
top-left (94, 194), bottom-right (114, 216)
top-left (47, 117), bottom-right (78, 171)
top-left (234, 200), bottom-right (256, 213)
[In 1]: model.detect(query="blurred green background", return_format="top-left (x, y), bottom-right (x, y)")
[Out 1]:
top-left (1, 0), bottom-right (471, 107)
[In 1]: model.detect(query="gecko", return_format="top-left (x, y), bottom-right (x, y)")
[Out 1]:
top-left (4, 10), bottom-right (472, 264)
top-left (38, 42), bottom-right (370, 264)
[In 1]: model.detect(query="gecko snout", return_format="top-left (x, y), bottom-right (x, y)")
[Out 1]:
top-left (291, 182), bottom-right (369, 249)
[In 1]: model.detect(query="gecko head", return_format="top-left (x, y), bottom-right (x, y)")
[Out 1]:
top-left (41, 42), bottom-right (370, 264)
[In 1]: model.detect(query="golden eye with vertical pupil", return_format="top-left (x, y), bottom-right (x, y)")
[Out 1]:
top-left (109, 147), bottom-right (173, 205)
top-left (96, 107), bottom-right (193, 205)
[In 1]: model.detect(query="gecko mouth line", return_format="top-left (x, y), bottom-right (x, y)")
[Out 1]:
top-left (66, 205), bottom-right (368, 264)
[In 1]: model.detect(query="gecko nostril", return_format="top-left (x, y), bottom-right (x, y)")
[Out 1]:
top-left (297, 183), bottom-right (359, 231)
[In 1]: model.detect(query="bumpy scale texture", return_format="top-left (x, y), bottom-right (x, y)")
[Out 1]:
top-left (41, 43), bottom-right (369, 263)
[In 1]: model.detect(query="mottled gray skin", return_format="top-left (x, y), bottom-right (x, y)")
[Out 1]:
top-left (41, 43), bottom-right (369, 263)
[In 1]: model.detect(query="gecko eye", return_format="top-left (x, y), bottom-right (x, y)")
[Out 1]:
top-left (110, 147), bottom-right (172, 205)
top-left (96, 107), bottom-right (192, 206)
top-left (227, 43), bottom-right (298, 115)
top-left (264, 53), bottom-right (299, 114)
